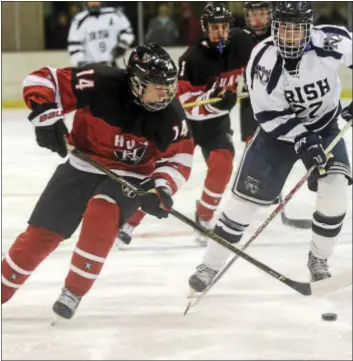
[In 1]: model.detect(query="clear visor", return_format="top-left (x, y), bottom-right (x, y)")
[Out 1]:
top-left (272, 21), bottom-right (311, 59)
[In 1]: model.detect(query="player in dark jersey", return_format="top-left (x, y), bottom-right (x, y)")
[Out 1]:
top-left (1, 43), bottom-right (194, 320)
top-left (117, 3), bottom-right (253, 248)
top-left (240, 1), bottom-right (272, 143)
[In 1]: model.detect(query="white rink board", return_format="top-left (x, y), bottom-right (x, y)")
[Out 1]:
top-left (2, 105), bottom-right (352, 360)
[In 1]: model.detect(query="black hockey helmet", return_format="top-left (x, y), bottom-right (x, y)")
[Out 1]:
top-left (126, 43), bottom-right (178, 112)
top-left (201, 3), bottom-right (232, 53)
top-left (272, 1), bottom-right (313, 59)
top-left (83, 2), bottom-right (104, 15)
top-left (244, 2), bottom-right (272, 36)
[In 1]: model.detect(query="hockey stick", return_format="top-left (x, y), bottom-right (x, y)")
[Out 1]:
top-left (279, 193), bottom-right (312, 229)
top-left (184, 119), bottom-right (353, 314)
top-left (65, 120), bottom-right (352, 303)
top-left (183, 92), bottom-right (248, 109)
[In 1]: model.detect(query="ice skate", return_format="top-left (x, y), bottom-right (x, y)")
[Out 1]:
top-left (188, 264), bottom-right (218, 294)
top-left (307, 251), bottom-right (331, 282)
top-left (194, 212), bottom-right (212, 247)
top-left (51, 288), bottom-right (82, 324)
top-left (115, 223), bottom-right (135, 249)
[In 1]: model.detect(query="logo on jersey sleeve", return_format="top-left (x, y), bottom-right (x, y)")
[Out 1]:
top-left (113, 135), bottom-right (148, 164)
top-left (255, 65), bottom-right (271, 85)
top-left (324, 33), bottom-right (342, 52)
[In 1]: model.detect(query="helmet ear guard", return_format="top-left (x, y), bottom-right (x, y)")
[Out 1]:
top-left (126, 43), bottom-right (178, 112)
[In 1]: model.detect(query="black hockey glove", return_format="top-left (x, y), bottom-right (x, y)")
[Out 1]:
top-left (209, 88), bottom-right (237, 111)
top-left (294, 132), bottom-right (334, 172)
top-left (341, 102), bottom-right (352, 125)
top-left (140, 186), bottom-right (173, 219)
top-left (28, 102), bottom-right (68, 158)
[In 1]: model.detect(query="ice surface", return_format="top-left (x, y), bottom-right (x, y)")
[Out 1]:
top-left (2, 106), bottom-right (352, 360)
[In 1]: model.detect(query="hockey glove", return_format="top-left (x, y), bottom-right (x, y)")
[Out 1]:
top-left (28, 102), bottom-right (68, 158)
top-left (140, 186), bottom-right (173, 219)
top-left (294, 132), bottom-right (334, 174)
top-left (341, 102), bottom-right (352, 125)
top-left (210, 88), bottom-right (237, 111)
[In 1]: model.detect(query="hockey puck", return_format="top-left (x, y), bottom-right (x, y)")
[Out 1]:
top-left (321, 313), bottom-right (337, 321)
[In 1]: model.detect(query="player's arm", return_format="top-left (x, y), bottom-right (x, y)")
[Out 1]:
top-left (111, 10), bottom-right (135, 63)
top-left (67, 15), bottom-right (85, 67)
top-left (177, 53), bottom-right (240, 119)
top-left (139, 105), bottom-right (194, 219)
top-left (22, 65), bottom-right (102, 157)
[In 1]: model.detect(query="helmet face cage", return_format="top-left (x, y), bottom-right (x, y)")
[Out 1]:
top-left (127, 44), bottom-right (177, 112)
top-left (272, 20), bottom-right (311, 59)
top-left (244, 2), bottom-right (272, 36)
top-left (130, 76), bottom-right (177, 112)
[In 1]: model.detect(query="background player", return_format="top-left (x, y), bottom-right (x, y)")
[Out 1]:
top-left (1, 44), bottom-right (194, 320)
top-left (188, 1), bottom-right (353, 292)
top-left (117, 3), bottom-right (254, 248)
top-left (240, 1), bottom-right (272, 143)
top-left (67, 1), bottom-right (135, 67)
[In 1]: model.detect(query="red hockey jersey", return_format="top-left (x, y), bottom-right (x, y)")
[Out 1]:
top-left (22, 64), bottom-right (194, 194)
top-left (177, 27), bottom-right (254, 121)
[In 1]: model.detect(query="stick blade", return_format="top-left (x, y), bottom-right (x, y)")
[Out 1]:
top-left (310, 270), bottom-right (352, 296)
top-left (281, 212), bottom-right (312, 229)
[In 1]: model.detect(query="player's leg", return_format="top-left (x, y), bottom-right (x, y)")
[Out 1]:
top-left (189, 129), bottom-right (297, 291)
top-left (1, 162), bottom-right (102, 304)
top-left (116, 209), bottom-right (146, 248)
top-left (194, 117), bottom-right (235, 246)
top-left (54, 176), bottom-right (141, 319)
top-left (307, 122), bottom-right (352, 281)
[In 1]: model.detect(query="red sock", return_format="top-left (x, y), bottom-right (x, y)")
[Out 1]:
top-left (126, 209), bottom-right (146, 227)
top-left (197, 149), bottom-right (234, 221)
top-left (2, 225), bottom-right (64, 304)
top-left (65, 196), bottom-right (119, 297)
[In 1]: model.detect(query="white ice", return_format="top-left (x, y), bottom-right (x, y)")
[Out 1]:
top-left (2, 106), bottom-right (352, 360)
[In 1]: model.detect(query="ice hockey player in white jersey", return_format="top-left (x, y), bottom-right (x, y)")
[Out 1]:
top-left (188, 1), bottom-right (353, 293)
top-left (67, 2), bottom-right (135, 67)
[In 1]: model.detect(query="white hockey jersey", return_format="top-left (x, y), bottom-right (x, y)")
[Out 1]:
top-left (246, 25), bottom-right (352, 143)
top-left (67, 7), bottom-right (135, 66)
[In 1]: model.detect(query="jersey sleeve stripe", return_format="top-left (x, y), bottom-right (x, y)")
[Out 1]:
top-left (315, 26), bottom-right (352, 39)
top-left (312, 45), bottom-right (343, 60)
top-left (22, 75), bottom-right (56, 91)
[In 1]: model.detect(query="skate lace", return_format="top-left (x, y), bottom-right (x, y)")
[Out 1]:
top-left (310, 256), bottom-right (328, 274)
top-left (121, 223), bottom-right (134, 237)
top-left (59, 289), bottom-right (81, 310)
top-left (196, 264), bottom-right (217, 282)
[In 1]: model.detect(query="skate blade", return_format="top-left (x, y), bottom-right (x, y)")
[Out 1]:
top-left (50, 312), bottom-right (69, 326)
top-left (187, 287), bottom-right (200, 299)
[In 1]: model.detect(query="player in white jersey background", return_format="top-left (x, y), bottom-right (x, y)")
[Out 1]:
top-left (188, 1), bottom-right (353, 293)
top-left (67, 2), bottom-right (135, 67)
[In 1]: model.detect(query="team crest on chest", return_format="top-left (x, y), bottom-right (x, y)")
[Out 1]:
top-left (113, 135), bottom-right (148, 164)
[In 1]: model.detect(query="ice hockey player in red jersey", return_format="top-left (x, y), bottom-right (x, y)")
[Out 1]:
top-left (116, 3), bottom-right (254, 248)
top-left (1, 43), bottom-right (193, 320)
